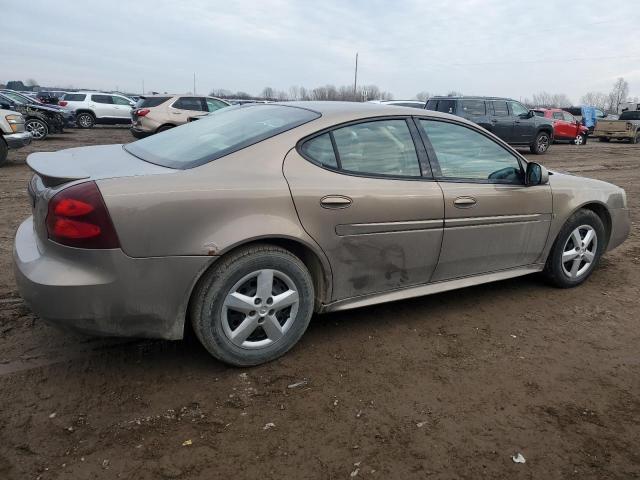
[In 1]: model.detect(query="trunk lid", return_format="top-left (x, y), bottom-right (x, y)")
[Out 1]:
top-left (26, 144), bottom-right (176, 245)
top-left (26, 143), bottom-right (174, 187)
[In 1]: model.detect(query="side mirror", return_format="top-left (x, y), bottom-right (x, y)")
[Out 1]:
top-left (525, 162), bottom-right (549, 186)
top-left (0, 102), bottom-right (11, 110)
top-left (527, 110), bottom-right (535, 118)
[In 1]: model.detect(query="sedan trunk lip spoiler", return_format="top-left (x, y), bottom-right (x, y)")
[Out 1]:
top-left (26, 152), bottom-right (90, 187)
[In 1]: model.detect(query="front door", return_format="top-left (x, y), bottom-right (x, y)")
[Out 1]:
top-left (283, 118), bottom-right (444, 301)
top-left (417, 118), bottom-right (552, 281)
top-left (488, 100), bottom-right (514, 143)
top-left (509, 100), bottom-right (537, 144)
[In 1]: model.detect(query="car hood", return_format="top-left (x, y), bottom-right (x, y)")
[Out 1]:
top-left (26, 144), bottom-right (175, 186)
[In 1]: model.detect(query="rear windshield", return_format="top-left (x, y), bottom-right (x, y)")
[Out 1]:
top-left (137, 96), bottom-right (171, 108)
top-left (124, 104), bottom-right (321, 169)
top-left (63, 93), bottom-right (86, 101)
top-left (620, 111), bottom-right (640, 120)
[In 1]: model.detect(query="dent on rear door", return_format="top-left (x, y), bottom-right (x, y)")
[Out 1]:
top-left (283, 149), bottom-right (444, 301)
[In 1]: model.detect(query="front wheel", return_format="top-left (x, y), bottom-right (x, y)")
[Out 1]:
top-left (543, 209), bottom-right (605, 288)
top-left (0, 140), bottom-right (7, 167)
top-left (573, 133), bottom-right (588, 145)
top-left (191, 244), bottom-right (314, 366)
top-left (630, 132), bottom-right (640, 144)
top-left (25, 118), bottom-right (49, 140)
top-left (530, 131), bottom-right (551, 154)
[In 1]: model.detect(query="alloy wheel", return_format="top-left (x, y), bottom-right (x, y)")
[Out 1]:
top-left (78, 114), bottom-right (93, 128)
top-left (574, 134), bottom-right (584, 145)
top-left (537, 134), bottom-right (549, 152)
top-left (561, 225), bottom-right (597, 279)
top-left (26, 120), bottom-right (47, 139)
top-left (221, 269), bottom-right (299, 349)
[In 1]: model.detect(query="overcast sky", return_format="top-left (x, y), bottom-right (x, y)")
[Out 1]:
top-left (1, 0), bottom-right (639, 102)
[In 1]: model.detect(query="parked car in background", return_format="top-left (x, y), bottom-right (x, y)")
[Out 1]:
top-left (0, 89), bottom-right (76, 128)
top-left (370, 100), bottom-right (426, 109)
top-left (533, 108), bottom-right (589, 145)
top-left (593, 110), bottom-right (640, 143)
top-left (0, 108), bottom-right (31, 167)
top-left (426, 96), bottom-right (554, 154)
top-left (130, 95), bottom-right (230, 138)
top-left (58, 92), bottom-right (135, 128)
top-left (0, 92), bottom-right (65, 140)
top-left (35, 91), bottom-right (66, 105)
top-left (13, 102), bottom-right (629, 366)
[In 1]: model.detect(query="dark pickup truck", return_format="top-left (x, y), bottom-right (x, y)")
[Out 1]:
top-left (426, 96), bottom-right (555, 154)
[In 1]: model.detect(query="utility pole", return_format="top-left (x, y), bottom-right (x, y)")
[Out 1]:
top-left (353, 52), bottom-right (358, 99)
top-left (193, 73), bottom-right (196, 95)
top-left (142, 79), bottom-right (145, 95)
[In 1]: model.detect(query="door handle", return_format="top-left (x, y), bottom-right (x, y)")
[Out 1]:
top-left (453, 197), bottom-right (477, 208)
top-left (320, 195), bottom-right (352, 209)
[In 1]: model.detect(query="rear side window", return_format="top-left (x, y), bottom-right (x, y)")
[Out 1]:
top-left (427, 99), bottom-right (456, 114)
top-left (331, 120), bottom-right (421, 177)
top-left (138, 97), bottom-right (171, 108)
top-left (173, 97), bottom-right (205, 111)
top-left (300, 133), bottom-right (337, 168)
top-left (460, 100), bottom-right (486, 116)
top-left (64, 93), bottom-right (86, 101)
top-left (91, 94), bottom-right (113, 104)
top-left (492, 101), bottom-right (509, 117)
top-left (124, 104), bottom-right (320, 169)
top-left (206, 98), bottom-right (228, 112)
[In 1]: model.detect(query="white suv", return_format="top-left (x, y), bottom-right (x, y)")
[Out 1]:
top-left (59, 92), bottom-right (135, 128)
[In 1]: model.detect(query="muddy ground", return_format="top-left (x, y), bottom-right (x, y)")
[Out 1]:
top-left (0, 127), bottom-right (638, 479)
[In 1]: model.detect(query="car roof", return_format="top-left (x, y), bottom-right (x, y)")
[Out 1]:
top-left (268, 101), bottom-right (475, 127)
top-left (429, 96), bottom-right (514, 101)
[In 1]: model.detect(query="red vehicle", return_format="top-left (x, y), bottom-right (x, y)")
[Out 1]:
top-left (533, 108), bottom-right (589, 145)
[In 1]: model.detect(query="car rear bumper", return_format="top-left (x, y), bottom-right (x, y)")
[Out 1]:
top-left (13, 216), bottom-right (214, 340)
top-left (4, 131), bottom-right (32, 149)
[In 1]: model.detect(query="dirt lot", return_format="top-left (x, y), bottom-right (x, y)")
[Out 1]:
top-left (0, 128), bottom-right (638, 479)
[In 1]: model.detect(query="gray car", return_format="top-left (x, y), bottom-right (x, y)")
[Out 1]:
top-left (13, 102), bottom-right (630, 366)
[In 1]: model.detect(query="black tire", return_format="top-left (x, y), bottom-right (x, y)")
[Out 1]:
top-left (156, 125), bottom-right (175, 133)
top-left (530, 131), bottom-right (551, 154)
top-left (25, 118), bottom-right (49, 140)
top-left (599, 137), bottom-right (610, 142)
top-left (130, 129), bottom-right (148, 139)
top-left (543, 209), bottom-right (605, 288)
top-left (630, 132), bottom-right (640, 144)
top-left (0, 140), bottom-right (7, 167)
top-left (76, 112), bottom-right (95, 129)
top-left (573, 133), bottom-right (588, 145)
top-left (191, 244), bottom-right (314, 366)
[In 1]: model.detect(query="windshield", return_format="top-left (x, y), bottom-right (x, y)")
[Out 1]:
top-left (620, 111), bottom-right (640, 120)
top-left (0, 91), bottom-right (30, 105)
top-left (124, 104), bottom-right (321, 169)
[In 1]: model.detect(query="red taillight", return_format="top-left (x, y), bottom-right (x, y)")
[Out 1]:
top-left (58, 101), bottom-right (68, 107)
top-left (46, 181), bottom-right (120, 249)
top-left (136, 108), bottom-right (150, 117)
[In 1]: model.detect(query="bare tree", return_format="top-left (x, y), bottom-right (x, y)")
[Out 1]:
top-left (607, 77), bottom-right (629, 113)
top-left (415, 91), bottom-right (430, 101)
top-left (24, 78), bottom-right (39, 87)
top-left (581, 92), bottom-right (609, 111)
top-left (446, 90), bottom-right (463, 97)
top-left (525, 92), bottom-right (572, 108)
top-left (261, 87), bottom-right (276, 100)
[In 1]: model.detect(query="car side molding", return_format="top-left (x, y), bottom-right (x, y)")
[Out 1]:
top-left (320, 264), bottom-right (544, 313)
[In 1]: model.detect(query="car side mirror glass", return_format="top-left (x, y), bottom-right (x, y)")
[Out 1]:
top-left (525, 162), bottom-right (549, 186)
top-left (527, 110), bottom-right (535, 118)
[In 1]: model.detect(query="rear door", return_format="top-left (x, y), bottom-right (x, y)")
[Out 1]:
top-left (417, 118), bottom-right (552, 281)
top-left (168, 96), bottom-right (207, 124)
top-left (90, 94), bottom-right (114, 119)
top-left (284, 117), bottom-right (444, 301)
top-left (488, 100), bottom-right (514, 142)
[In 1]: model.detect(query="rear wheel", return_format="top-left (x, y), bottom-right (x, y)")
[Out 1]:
top-left (25, 118), bottom-right (49, 140)
top-left (191, 244), bottom-right (314, 366)
top-left (543, 209), bottom-right (605, 288)
top-left (156, 125), bottom-right (175, 133)
top-left (599, 137), bottom-right (610, 142)
top-left (0, 140), bottom-right (7, 167)
top-left (76, 112), bottom-right (95, 129)
top-left (630, 132), bottom-right (640, 144)
top-left (530, 131), bottom-right (551, 154)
